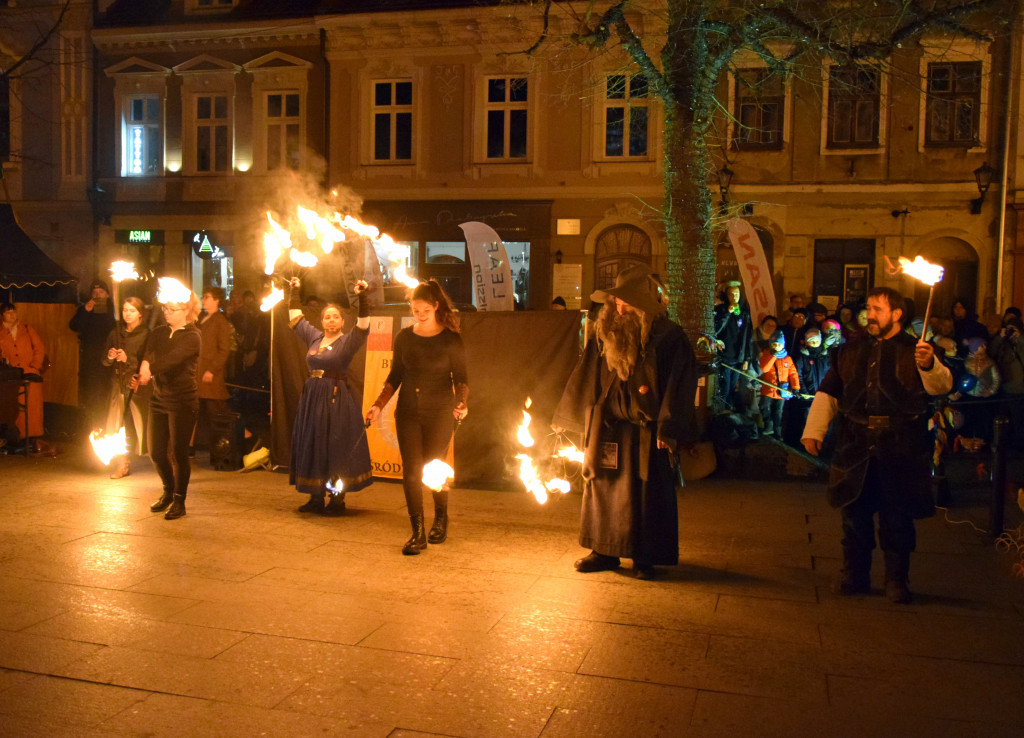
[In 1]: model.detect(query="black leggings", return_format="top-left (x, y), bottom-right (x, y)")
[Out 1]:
top-left (149, 405), bottom-right (198, 496)
top-left (396, 405), bottom-right (453, 516)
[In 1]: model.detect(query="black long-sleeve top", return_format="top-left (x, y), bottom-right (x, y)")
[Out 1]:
top-left (143, 324), bottom-right (201, 411)
top-left (384, 327), bottom-right (468, 410)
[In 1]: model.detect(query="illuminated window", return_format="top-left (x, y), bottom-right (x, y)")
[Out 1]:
top-left (485, 77), bottom-right (528, 159)
top-left (372, 81), bottom-right (412, 162)
top-left (124, 95), bottom-right (161, 176)
top-left (604, 74), bottom-right (649, 158)
top-left (266, 92), bottom-right (301, 170)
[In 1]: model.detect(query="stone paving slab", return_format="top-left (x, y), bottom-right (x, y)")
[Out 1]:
top-left (0, 449), bottom-right (1022, 736)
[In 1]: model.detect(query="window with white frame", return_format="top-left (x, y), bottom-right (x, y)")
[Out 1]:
top-left (604, 74), bottom-right (649, 158)
top-left (265, 92), bottom-right (301, 170)
top-left (195, 94), bottom-right (229, 173)
top-left (124, 95), bottom-right (161, 176)
top-left (827, 64), bottom-right (880, 149)
top-left (372, 80), bottom-right (412, 162)
top-left (485, 76), bottom-right (528, 159)
top-left (732, 68), bottom-right (784, 150)
top-left (925, 61), bottom-right (981, 147)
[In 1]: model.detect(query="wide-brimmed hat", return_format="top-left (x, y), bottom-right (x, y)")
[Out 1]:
top-left (590, 265), bottom-right (664, 315)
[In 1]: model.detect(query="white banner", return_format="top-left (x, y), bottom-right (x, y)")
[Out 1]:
top-left (459, 221), bottom-right (515, 311)
top-left (727, 218), bottom-right (776, 325)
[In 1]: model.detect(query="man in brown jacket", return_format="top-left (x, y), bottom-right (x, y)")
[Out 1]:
top-left (195, 287), bottom-right (234, 460)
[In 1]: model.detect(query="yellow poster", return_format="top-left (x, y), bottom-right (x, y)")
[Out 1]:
top-left (363, 316), bottom-right (402, 479)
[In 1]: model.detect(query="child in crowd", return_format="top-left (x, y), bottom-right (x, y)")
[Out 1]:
top-left (758, 330), bottom-right (800, 439)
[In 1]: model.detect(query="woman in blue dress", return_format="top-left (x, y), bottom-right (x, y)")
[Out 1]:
top-left (288, 279), bottom-right (372, 515)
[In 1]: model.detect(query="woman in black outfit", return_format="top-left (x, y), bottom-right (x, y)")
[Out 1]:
top-left (365, 281), bottom-right (468, 555)
top-left (101, 296), bottom-right (150, 479)
top-left (138, 288), bottom-right (201, 520)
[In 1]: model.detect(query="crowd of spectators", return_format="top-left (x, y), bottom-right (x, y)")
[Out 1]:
top-left (712, 285), bottom-right (1024, 456)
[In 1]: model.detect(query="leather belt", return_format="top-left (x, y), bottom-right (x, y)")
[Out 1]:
top-left (847, 414), bottom-right (914, 430)
top-left (309, 370), bottom-right (347, 381)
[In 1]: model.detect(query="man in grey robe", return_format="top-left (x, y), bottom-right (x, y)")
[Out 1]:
top-left (552, 266), bottom-right (699, 579)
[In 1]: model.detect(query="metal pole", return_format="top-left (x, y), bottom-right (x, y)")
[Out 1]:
top-left (990, 414), bottom-right (1009, 539)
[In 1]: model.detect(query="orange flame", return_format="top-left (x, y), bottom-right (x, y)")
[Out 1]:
top-left (515, 397), bottom-right (572, 504)
top-left (156, 277), bottom-right (191, 304)
top-left (259, 198), bottom-right (422, 310)
top-left (109, 261), bottom-right (139, 283)
top-left (90, 427), bottom-right (127, 465)
top-left (422, 459), bottom-right (454, 491)
top-left (897, 256), bottom-right (944, 286)
top-left (556, 446), bottom-right (584, 464)
top-left (260, 286), bottom-right (284, 313)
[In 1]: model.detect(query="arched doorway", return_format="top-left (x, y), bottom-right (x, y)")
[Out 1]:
top-left (593, 224), bottom-right (652, 292)
top-left (913, 237), bottom-right (978, 319)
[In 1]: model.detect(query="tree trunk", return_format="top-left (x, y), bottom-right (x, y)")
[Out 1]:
top-left (661, 5), bottom-right (716, 345)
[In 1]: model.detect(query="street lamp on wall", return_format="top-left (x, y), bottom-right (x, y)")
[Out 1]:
top-left (970, 161), bottom-right (996, 215)
top-left (717, 164), bottom-right (734, 211)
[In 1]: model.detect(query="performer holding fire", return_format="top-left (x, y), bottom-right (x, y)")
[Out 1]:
top-left (101, 296), bottom-right (150, 479)
top-left (365, 281), bottom-right (468, 555)
top-left (288, 278), bottom-right (373, 514)
top-left (139, 283), bottom-right (201, 520)
top-left (551, 266), bottom-right (699, 579)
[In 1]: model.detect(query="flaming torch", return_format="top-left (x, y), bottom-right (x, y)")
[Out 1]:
top-left (156, 277), bottom-right (192, 305)
top-left (422, 459), bottom-right (454, 492)
top-left (892, 256), bottom-right (945, 337)
top-left (108, 260), bottom-right (139, 321)
top-left (515, 397), bottom-right (574, 504)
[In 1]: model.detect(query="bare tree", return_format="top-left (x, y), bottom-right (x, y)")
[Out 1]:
top-left (0, 0), bottom-right (75, 163)
top-left (513, 0), bottom-right (1012, 343)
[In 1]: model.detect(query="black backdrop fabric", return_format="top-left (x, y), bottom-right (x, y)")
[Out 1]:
top-left (271, 308), bottom-right (583, 487)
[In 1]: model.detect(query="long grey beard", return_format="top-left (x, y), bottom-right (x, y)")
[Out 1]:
top-left (597, 309), bottom-right (642, 382)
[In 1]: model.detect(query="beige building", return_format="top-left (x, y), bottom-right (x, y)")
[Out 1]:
top-left (4, 1), bottom-right (1019, 321)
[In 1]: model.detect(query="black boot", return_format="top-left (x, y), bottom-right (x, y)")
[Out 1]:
top-left (164, 494), bottom-right (186, 520)
top-left (150, 489), bottom-right (174, 513)
top-left (427, 504), bottom-right (448, 544)
top-left (402, 514), bottom-right (427, 555)
top-left (322, 493), bottom-right (346, 516)
top-left (298, 494), bottom-right (325, 513)
top-left (832, 547), bottom-right (872, 596)
top-left (884, 552), bottom-right (913, 604)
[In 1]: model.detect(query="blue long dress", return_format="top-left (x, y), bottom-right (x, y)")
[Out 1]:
top-left (289, 317), bottom-right (372, 495)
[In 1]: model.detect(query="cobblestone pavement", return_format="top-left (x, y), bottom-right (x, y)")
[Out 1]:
top-left (0, 447), bottom-right (1022, 737)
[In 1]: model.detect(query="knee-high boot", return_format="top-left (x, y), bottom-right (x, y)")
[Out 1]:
top-left (428, 491), bottom-right (448, 544)
top-left (402, 514), bottom-right (427, 555)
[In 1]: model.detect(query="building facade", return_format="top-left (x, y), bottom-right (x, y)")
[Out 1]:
top-left (3, 1), bottom-right (1020, 321)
